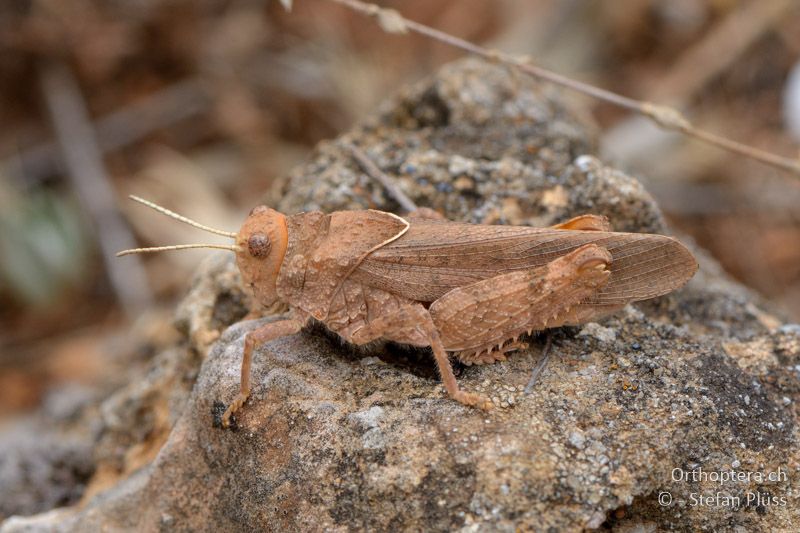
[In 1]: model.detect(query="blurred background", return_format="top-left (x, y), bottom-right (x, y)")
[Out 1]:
top-left (1, 0), bottom-right (799, 421)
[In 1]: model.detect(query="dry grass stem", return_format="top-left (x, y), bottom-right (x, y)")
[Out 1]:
top-left (329, 0), bottom-right (800, 178)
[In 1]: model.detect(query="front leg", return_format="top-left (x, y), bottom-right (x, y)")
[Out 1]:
top-left (221, 314), bottom-right (307, 427)
top-left (350, 304), bottom-right (493, 410)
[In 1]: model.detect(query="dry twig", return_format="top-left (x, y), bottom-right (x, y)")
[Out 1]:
top-left (328, 0), bottom-right (800, 178)
top-left (643, 0), bottom-right (793, 104)
top-left (343, 142), bottom-right (418, 212)
top-left (40, 62), bottom-right (153, 317)
top-left (5, 79), bottom-right (209, 186)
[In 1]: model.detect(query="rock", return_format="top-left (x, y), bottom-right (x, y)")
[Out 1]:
top-left (578, 322), bottom-right (618, 344)
top-left (3, 58), bottom-right (799, 531)
top-left (0, 417), bottom-right (95, 520)
top-left (278, 61), bottom-right (661, 235)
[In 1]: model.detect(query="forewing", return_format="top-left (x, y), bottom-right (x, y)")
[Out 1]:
top-left (353, 220), bottom-right (697, 304)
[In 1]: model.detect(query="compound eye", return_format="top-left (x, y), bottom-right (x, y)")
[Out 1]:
top-left (247, 232), bottom-right (271, 258)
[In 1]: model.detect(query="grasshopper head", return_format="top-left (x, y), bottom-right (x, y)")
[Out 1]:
top-left (117, 197), bottom-right (289, 309)
top-left (235, 206), bottom-right (289, 308)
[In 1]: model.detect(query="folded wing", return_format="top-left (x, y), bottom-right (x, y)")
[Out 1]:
top-left (352, 220), bottom-right (697, 305)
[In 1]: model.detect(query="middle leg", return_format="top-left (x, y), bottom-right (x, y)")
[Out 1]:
top-left (349, 304), bottom-right (492, 409)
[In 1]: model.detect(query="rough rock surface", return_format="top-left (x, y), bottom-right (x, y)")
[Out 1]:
top-left (3, 59), bottom-right (799, 532)
top-left (0, 407), bottom-right (96, 519)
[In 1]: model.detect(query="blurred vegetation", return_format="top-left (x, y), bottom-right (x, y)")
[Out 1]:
top-left (0, 185), bottom-right (89, 307)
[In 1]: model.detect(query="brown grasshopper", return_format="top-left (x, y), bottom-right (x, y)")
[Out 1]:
top-left (119, 196), bottom-right (697, 426)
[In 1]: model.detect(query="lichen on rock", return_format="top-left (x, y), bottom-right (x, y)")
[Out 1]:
top-left (3, 58), bottom-right (799, 532)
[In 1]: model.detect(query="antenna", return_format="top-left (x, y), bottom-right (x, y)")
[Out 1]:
top-left (118, 196), bottom-right (240, 258)
top-left (117, 243), bottom-right (239, 257)
top-left (128, 195), bottom-right (237, 238)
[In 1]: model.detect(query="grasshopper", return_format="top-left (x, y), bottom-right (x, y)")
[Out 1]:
top-left (119, 196), bottom-right (697, 426)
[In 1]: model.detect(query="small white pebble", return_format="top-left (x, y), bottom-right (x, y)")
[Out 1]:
top-left (784, 60), bottom-right (800, 140)
top-left (574, 154), bottom-right (598, 172)
top-left (568, 431), bottom-right (586, 449)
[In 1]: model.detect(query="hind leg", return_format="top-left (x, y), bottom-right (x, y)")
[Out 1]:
top-left (456, 339), bottom-right (529, 366)
top-left (429, 244), bottom-right (612, 365)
